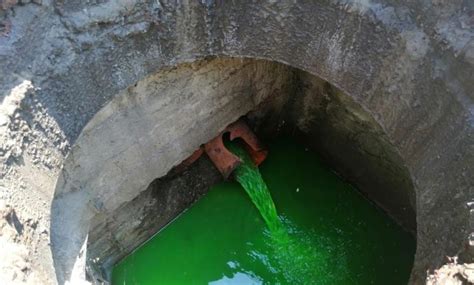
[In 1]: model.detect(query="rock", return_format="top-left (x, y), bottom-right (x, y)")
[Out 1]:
top-left (0, 114), bottom-right (9, 127)
top-left (0, 0), bottom-right (17, 10)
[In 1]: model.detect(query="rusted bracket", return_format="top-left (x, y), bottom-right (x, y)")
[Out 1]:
top-left (174, 119), bottom-right (267, 179)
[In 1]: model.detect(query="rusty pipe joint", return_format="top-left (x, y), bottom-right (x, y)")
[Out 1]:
top-left (204, 120), bottom-right (267, 178)
top-left (171, 120), bottom-right (267, 179)
top-left (173, 120), bottom-right (267, 179)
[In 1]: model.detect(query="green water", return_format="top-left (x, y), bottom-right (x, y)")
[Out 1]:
top-left (113, 138), bottom-right (415, 284)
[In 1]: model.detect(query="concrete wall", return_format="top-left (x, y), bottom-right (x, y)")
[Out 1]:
top-left (51, 58), bottom-right (292, 284)
top-left (0, 0), bottom-right (472, 284)
top-left (84, 60), bottom-right (418, 283)
top-left (86, 155), bottom-right (221, 283)
top-left (283, 72), bottom-right (417, 232)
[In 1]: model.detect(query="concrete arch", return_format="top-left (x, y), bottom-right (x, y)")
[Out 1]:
top-left (51, 56), bottom-right (420, 283)
top-left (37, 1), bottom-right (472, 284)
top-left (51, 58), bottom-right (295, 283)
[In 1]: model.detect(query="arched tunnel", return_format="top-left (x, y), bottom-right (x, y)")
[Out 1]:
top-left (0, 1), bottom-right (472, 284)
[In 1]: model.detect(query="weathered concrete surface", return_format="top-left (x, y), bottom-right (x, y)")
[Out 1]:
top-left (0, 0), bottom-right (472, 284)
top-left (86, 155), bottom-right (221, 282)
top-left (51, 58), bottom-right (292, 284)
top-left (285, 72), bottom-right (417, 233)
top-left (85, 62), bottom-right (418, 283)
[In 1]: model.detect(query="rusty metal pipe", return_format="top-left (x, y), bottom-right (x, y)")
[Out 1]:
top-left (204, 120), bottom-right (267, 178)
top-left (174, 120), bottom-right (267, 179)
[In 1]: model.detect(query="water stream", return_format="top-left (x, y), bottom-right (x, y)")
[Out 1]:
top-left (225, 142), bottom-right (285, 236)
top-left (226, 141), bottom-right (347, 284)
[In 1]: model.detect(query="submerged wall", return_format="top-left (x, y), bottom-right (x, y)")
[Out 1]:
top-left (0, 0), bottom-right (472, 284)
